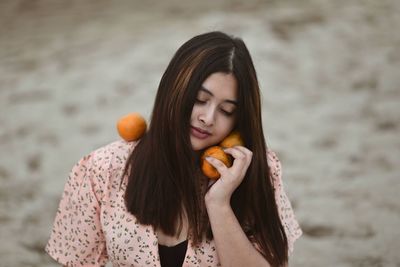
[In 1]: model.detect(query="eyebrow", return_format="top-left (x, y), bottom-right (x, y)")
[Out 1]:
top-left (199, 86), bottom-right (238, 106)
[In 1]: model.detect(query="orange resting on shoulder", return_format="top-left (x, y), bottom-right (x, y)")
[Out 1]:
top-left (117, 112), bottom-right (147, 141)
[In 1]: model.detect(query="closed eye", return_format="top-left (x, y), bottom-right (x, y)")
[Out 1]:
top-left (195, 99), bottom-right (235, 116)
top-left (221, 110), bottom-right (235, 116)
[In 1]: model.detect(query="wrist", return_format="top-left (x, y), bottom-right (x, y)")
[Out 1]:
top-left (205, 196), bottom-right (231, 210)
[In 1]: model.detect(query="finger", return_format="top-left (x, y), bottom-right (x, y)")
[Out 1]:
top-left (223, 147), bottom-right (248, 168)
top-left (225, 146), bottom-right (253, 158)
top-left (223, 147), bottom-right (246, 160)
top-left (208, 179), bottom-right (216, 188)
top-left (234, 146), bottom-right (253, 167)
top-left (205, 156), bottom-right (228, 174)
top-left (223, 147), bottom-right (252, 173)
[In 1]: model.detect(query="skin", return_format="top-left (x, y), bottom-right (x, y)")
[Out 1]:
top-left (158, 73), bottom-right (239, 247)
top-left (142, 72), bottom-right (277, 266)
top-left (191, 73), bottom-right (278, 266)
top-left (190, 72), bottom-right (238, 151)
top-left (158, 72), bottom-right (240, 247)
top-left (204, 146), bottom-right (278, 267)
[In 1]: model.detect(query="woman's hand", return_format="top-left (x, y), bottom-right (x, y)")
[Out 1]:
top-left (204, 146), bottom-right (253, 207)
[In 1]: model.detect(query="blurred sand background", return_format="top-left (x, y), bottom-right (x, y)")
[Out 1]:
top-left (0, 0), bottom-right (399, 266)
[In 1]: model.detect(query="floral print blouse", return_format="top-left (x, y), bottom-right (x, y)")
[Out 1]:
top-left (45, 140), bottom-right (302, 267)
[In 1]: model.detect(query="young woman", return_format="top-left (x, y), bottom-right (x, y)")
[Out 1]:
top-left (45, 31), bottom-right (302, 267)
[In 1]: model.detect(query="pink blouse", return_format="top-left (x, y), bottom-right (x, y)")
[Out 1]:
top-left (45, 140), bottom-right (302, 266)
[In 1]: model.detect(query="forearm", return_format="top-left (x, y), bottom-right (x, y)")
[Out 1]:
top-left (206, 202), bottom-right (271, 267)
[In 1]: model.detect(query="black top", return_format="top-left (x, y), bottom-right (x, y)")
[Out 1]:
top-left (158, 239), bottom-right (188, 267)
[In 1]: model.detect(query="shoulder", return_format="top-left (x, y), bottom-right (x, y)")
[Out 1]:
top-left (266, 149), bottom-right (281, 171)
top-left (65, 139), bottom-right (140, 202)
top-left (86, 139), bottom-right (139, 170)
top-left (266, 149), bottom-right (303, 253)
top-left (71, 139), bottom-right (139, 187)
top-left (266, 149), bottom-right (283, 187)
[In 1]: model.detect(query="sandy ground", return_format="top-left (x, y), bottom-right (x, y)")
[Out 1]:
top-left (0, 0), bottom-right (399, 266)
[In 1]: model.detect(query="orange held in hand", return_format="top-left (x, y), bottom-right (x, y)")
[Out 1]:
top-left (201, 146), bottom-right (232, 180)
top-left (201, 131), bottom-right (244, 179)
top-left (116, 112), bottom-right (147, 142)
top-left (219, 130), bottom-right (244, 148)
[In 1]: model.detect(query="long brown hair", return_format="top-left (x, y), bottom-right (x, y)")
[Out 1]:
top-left (123, 31), bottom-right (288, 266)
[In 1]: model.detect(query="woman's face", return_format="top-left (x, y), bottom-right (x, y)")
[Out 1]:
top-left (190, 72), bottom-right (238, 151)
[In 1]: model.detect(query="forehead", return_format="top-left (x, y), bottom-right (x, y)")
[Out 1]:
top-left (200, 72), bottom-right (238, 102)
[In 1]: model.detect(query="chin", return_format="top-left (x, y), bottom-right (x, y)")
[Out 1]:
top-left (191, 143), bottom-right (205, 151)
top-left (190, 140), bottom-right (209, 151)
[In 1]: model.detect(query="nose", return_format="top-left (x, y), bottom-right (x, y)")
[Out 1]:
top-left (198, 106), bottom-right (215, 126)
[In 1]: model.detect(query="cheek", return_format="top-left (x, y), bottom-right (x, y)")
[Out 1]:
top-left (226, 115), bottom-right (236, 129)
top-left (190, 106), bottom-right (198, 120)
top-left (218, 117), bottom-right (236, 136)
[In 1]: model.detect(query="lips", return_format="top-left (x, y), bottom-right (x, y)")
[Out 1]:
top-left (192, 126), bottom-right (211, 135)
top-left (191, 126), bottom-right (211, 139)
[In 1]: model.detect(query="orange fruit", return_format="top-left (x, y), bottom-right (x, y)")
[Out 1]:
top-left (116, 112), bottom-right (147, 141)
top-left (219, 130), bottom-right (244, 148)
top-left (201, 146), bottom-right (232, 180)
